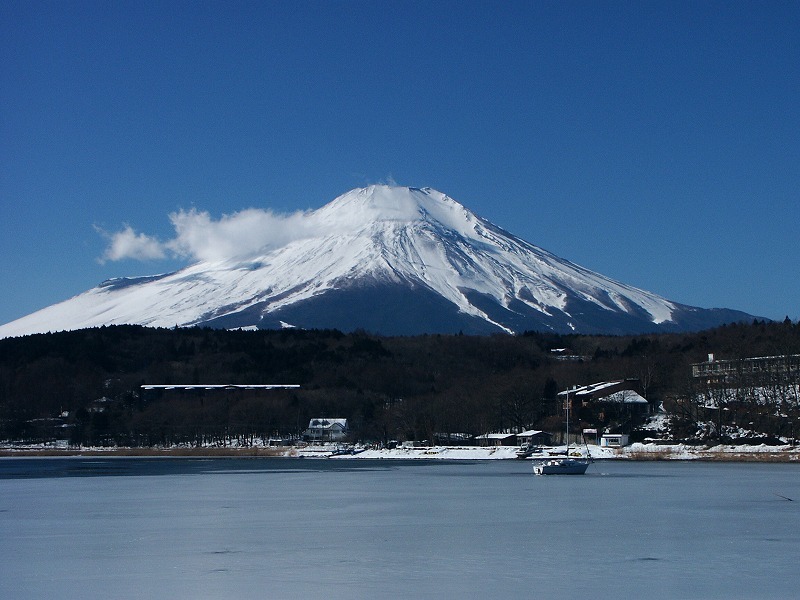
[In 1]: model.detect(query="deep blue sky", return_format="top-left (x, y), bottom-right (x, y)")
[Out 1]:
top-left (2, 0), bottom-right (798, 325)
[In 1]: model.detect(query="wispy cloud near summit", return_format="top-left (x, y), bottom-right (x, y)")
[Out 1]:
top-left (98, 207), bottom-right (317, 264)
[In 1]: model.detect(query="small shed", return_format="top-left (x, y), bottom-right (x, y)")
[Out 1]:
top-left (600, 433), bottom-right (629, 448)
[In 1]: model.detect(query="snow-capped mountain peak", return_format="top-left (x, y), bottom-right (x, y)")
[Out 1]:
top-left (313, 186), bottom-right (481, 239)
top-left (0, 185), bottom-right (756, 338)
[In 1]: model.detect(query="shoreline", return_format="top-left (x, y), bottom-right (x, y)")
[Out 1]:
top-left (2, 442), bottom-right (800, 462)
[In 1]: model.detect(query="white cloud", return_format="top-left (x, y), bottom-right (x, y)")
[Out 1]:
top-left (97, 225), bottom-right (166, 263)
top-left (98, 207), bottom-right (317, 263)
top-left (165, 207), bottom-right (314, 263)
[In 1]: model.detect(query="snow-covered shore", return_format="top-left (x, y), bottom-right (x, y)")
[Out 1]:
top-left (323, 443), bottom-right (800, 462)
top-left (3, 441), bottom-right (799, 461)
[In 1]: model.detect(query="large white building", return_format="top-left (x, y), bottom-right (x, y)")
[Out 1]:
top-left (692, 353), bottom-right (800, 384)
top-left (303, 418), bottom-right (348, 442)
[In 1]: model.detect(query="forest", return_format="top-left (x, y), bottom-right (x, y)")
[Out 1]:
top-left (1, 319), bottom-right (799, 447)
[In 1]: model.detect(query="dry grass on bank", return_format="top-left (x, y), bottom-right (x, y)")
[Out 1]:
top-left (625, 448), bottom-right (800, 462)
top-left (694, 451), bottom-right (800, 462)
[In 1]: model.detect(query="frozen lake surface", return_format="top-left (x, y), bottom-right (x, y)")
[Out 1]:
top-left (2, 458), bottom-right (799, 599)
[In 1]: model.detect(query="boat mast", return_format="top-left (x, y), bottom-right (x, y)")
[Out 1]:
top-left (565, 389), bottom-right (570, 452)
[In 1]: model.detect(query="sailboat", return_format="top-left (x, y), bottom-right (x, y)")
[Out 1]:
top-left (533, 389), bottom-right (591, 475)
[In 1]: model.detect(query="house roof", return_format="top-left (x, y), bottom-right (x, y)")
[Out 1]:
top-left (602, 390), bottom-right (648, 404)
top-left (516, 429), bottom-right (548, 437)
top-left (558, 380), bottom-right (646, 403)
top-left (142, 384), bottom-right (299, 390)
top-left (474, 433), bottom-right (517, 440)
top-left (559, 380), bottom-right (625, 397)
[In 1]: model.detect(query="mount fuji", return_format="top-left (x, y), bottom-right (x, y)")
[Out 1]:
top-left (0, 185), bottom-right (755, 338)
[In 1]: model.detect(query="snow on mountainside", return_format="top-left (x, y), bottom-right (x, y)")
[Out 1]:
top-left (0, 185), bottom-right (756, 338)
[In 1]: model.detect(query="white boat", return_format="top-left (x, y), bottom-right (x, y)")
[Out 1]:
top-left (533, 456), bottom-right (589, 475)
top-left (533, 389), bottom-right (591, 475)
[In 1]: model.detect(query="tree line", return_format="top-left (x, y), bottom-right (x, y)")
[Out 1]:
top-left (1, 319), bottom-right (798, 447)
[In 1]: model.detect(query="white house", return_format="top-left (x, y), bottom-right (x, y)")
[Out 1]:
top-left (303, 418), bottom-right (348, 442)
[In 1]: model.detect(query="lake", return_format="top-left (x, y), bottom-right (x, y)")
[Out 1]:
top-left (1, 458), bottom-right (799, 599)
